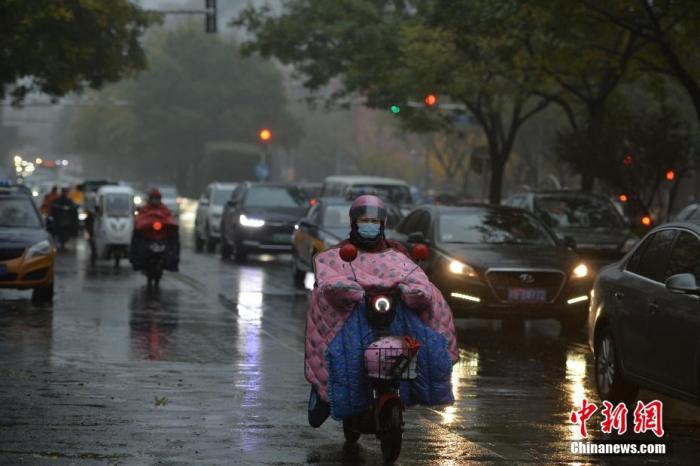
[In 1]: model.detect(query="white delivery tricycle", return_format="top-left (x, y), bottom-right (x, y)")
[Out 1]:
top-left (93, 185), bottom-right (135, 268)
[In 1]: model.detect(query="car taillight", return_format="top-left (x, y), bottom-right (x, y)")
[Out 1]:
top-left (641, 215), bottom-right (652, 227)
top-left (153, 221), bottom-right (162, 231)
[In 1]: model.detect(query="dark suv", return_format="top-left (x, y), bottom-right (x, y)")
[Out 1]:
top-left (219, 183), bottom-right (307, 262)
top-left (505, 191), bottom-right (637, 270)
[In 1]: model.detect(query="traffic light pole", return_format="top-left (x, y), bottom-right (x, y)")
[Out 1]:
top-left (147, 0), bottom-right (217, 33)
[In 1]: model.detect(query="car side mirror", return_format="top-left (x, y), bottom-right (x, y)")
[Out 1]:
top-left (299, 218), bottom-right (317, 231)
top-left (408, 231), bottom-right (427, 244)
top-left (226, 199), bottom-right (237, 208)
top-left (563, 236), bottom-right (576, 250)
top-left (199, 197), bottom-right (209, 206)
top-left (95, 205), bottom-right (102, 215)
top-left (665, 273), bottom-right (700, 296)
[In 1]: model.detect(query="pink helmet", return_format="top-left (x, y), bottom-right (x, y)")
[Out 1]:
top-left (349, 194), bottom-right (387, 222)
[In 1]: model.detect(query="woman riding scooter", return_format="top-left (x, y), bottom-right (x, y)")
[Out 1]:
top-left (305, 195), bottom-right (459, 463)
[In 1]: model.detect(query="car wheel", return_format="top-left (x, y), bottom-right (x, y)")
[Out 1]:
top-left (233, 242), bottom-right (248, 263)
top-left (292, 253), bottom-right (306, 288)
top-left (205, 225), bottom-right (217, 253)
top-left (220, 237), bottom-right (232, 259)
top-left (194, 229), bottom-right (204, 253)
top-left (594, 328), bottom-right (638, 403)
top-left (32, 281), bottom-right (54, 305)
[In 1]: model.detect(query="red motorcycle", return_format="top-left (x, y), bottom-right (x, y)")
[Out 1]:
top-left (130, 210), bottom-right (179, 288)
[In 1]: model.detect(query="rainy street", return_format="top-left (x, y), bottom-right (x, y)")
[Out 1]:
top-left (1, 220), bottom-right (699, 466)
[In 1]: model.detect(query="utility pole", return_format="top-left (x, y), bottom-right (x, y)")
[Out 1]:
top-left (148, 1), bottom-right (217, 33)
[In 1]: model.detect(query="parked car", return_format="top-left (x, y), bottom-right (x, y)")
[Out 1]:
top-left (320, 175), bottom-right (414, 214)
top-left (505, 191), bottom-right (637, 270)
top-left (674, 201), bottom-right (700, 223)
top-left (194, 182), bottom-right (238, 252)
top-left (291, 197), bottom-right (404, 286)
top-left (589, 222), bottom-right (700, 404)
top-left (220, 183), bottom-right (307, 262)
top-left (0, 184), bottom-right (55, 304)
top-left (155, 185), bottom-right (180, 217)
top-left (388, 205), bottom-right (592, 332)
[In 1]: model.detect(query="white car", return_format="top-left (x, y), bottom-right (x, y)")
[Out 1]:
top-left (194, 182), bottom-right (238, 252)
top-left (154, 185), bottom-right (180, 217)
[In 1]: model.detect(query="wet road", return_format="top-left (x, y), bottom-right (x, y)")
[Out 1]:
top-left (2, 224), bottom-right (700, 465)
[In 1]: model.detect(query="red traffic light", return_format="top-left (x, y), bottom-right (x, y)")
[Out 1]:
top-left (618, 194), bottom-right (628, 203)
top-left (259, 128), bottom-right (272, 142)
top-left (424, 94), bottom-right (438, 106)
top-left (153, 221), bottom-right (162, 231)
top-left (623, 153), bottom-right (633, 166)
top-left (665, 169), bottom-right (675, 181)
top-left (641, 215), bottom-right (652, 227)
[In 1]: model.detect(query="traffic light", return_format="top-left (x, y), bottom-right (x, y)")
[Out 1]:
top-left (623, 153), bottom-right (633, 166)
top-left (259, 128), bottom-right (272, 142)
top-left (205, 0), bottom-right (217, 33)
top-left (641, 215), bottom-right (652, 227)
top-left (424, 94), bottom-right (438, 107)
top-left (618, 194), bottom-right (628, 203)
top-left (665, 169), bottom-right (676, 181)
top-left (390, 105), bottom-right (401, 114)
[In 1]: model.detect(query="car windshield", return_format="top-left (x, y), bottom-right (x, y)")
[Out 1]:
top-left (104, 194), bottom-right (132, 217)
top-left (244, 186), bottom-right (305, 208)
top-left (439, 210), bottom-right (554, 246)
top-left (534, 196), bottom-right (625, 229)
top-left (350, 185), bottom-right (412, 205)
top-left (158, 187), bottom-right (177, 198)
top-left (213, 188), bottom-right (235, 205)
top-left (0, 198), bottom-right (42, 228)
top-left (323, 205), bottom-right (351, 228)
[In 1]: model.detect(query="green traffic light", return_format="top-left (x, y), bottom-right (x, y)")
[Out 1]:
top-left (390, 105), bottom-right (401, 114)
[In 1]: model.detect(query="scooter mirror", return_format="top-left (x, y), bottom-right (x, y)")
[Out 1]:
top-left (411, 243), bottom-right (429, 261)
top-left (339, 243), bottom-right (358, 262)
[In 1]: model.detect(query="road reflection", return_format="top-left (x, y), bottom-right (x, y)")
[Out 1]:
top-left (234, 266), bottom-right (264, 453)
top-left (128, 288), bottom-right (180, 361)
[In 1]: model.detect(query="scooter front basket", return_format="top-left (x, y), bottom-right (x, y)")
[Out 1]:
top-left (363, 336), bottom-right (420, 381)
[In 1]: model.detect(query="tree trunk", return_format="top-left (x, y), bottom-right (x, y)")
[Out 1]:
top-left (489, 158), bottom-right (505, 204)
top-left (582, 101), bottom-right (606, 192)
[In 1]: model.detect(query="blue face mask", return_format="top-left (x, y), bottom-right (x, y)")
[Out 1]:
top-left (357, 222), bottom-right (381, 239)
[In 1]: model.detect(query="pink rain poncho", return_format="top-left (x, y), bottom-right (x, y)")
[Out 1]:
top-left (305, 246), bottom-right (459, 401)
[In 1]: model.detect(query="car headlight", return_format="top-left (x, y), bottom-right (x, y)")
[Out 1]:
top-left (78, 212), bottom-right (88, 221)
top-left (240, 214), bottom-right (265, 228)
top-left (620, 237), bottom-right (637, 253)
top-left (26, 240), bottom-right (52, 258)
top-left (571, 263), bottom-right (589, 279)
top-left (448, 260), bottom-right (477, 278)
top-left (134, 195), bottom-right (143, 206)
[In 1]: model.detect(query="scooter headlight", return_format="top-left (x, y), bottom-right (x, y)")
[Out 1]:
top-left (372, 296), bottom-right (392, 313)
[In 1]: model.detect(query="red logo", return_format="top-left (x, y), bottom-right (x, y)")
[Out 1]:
top-left (570, 399), bottom-right (664, 438)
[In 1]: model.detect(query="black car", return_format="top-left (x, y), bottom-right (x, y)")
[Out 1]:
top-left (389, 205), bottom-right (592, 331)
top-left (506, 191), bottom-right (637, 270)
top-left (220, 183), bottom-right (307, 262)
top-left (589, 222), bottom-right (700, 404)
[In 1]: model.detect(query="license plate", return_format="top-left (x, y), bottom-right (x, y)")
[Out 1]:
top-left (272, 233), bottom-right (291, 244)
top-left (0, 264), bottom-right (6, 276)
top-left (149, 243), bottom-right (166, 253)
top-left (507, 288), bottom-right (546, 302)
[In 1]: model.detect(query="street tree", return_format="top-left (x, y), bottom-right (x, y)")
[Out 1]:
top-left (580, 0), bottom-right (700, 122)
top-left (65, 25), bottom-right (301, 189)
top-left (521, 1), bottom-right (646, 191)
top-left (235, 0), bottom-right (552, 203)
top-left (0, 0), bottom-right (153, 102)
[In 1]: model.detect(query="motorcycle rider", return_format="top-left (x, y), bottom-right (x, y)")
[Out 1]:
top-left (40, 185), bottom-right (59, 216)
top-left (307, 195), bottom-right (457, 427)
top-left (48, 187), bottom-right (79, 249)
top-left (337, 194), bottom-right (407, 254)
top-left (131, 188), bottom-right (180, 273)
top-left (137, 188), bottom-right (172, 216)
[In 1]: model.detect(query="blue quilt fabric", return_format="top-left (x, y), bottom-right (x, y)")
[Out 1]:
top-left (326, 302), bottom-right (454, 420)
